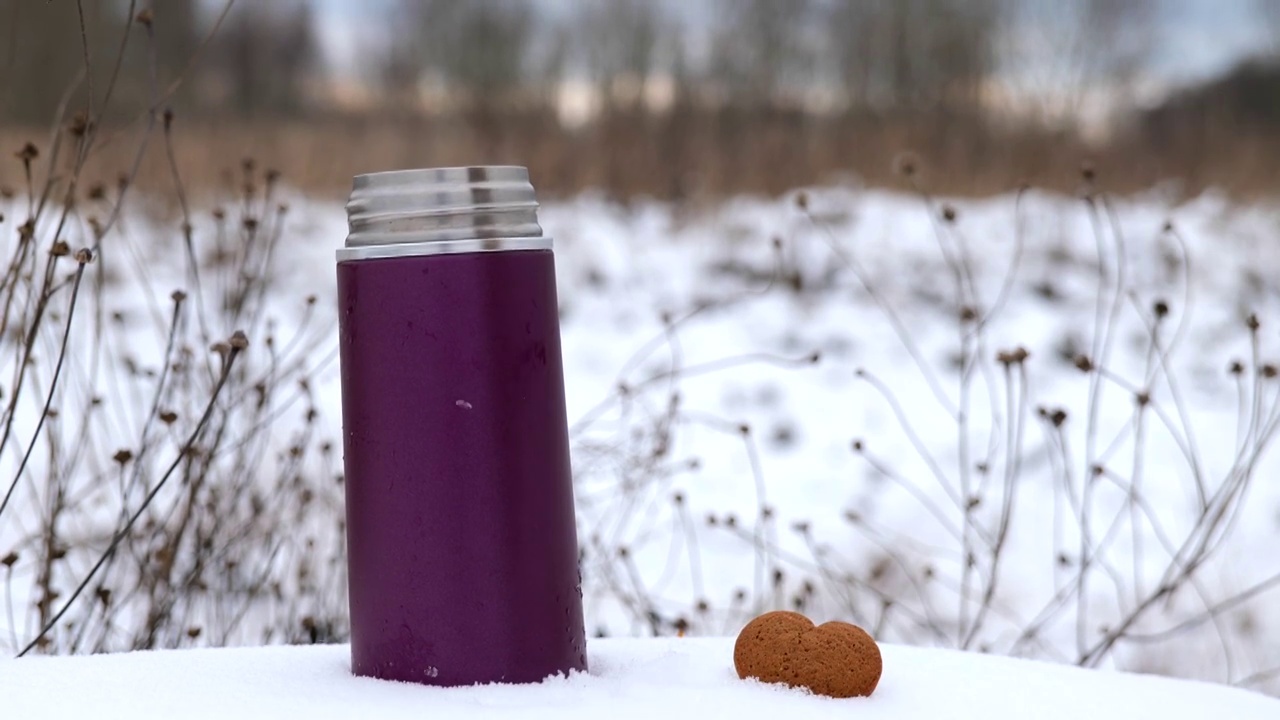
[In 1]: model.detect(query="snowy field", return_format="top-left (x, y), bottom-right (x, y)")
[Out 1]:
top-left (1, 180), bottom-right (1279, 702)
top-left (2, 637), bottom-right (1277, 719)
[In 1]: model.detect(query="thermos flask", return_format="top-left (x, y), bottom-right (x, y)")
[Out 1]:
top-left (337, 166), bottom-right (587, 685)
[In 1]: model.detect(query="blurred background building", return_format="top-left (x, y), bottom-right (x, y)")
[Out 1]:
top-left (2, 0), bottom-right (1279, 199)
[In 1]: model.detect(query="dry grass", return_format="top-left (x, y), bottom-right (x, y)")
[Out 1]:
top-left (4, 110), bottom-right (1279, 205)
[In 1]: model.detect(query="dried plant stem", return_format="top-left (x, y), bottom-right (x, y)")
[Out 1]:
top-left (0, 259), bottom-right (89, 522)
top-left (811, 219), bottom-right (958, 418)
top-left (74, 0), bottom-right (95, 119)
top-left (17, 340), bottom-right (245, 657)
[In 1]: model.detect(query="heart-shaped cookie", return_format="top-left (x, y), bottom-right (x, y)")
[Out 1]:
top-left (733, 611), bottom-right (882, 699)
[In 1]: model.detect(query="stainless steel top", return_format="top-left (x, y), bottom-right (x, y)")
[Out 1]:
top-left (340, 166), bottom-right (552, 261)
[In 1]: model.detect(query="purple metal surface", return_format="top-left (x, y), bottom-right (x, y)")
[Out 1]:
top-left (337, 249), bottom-right (587, 686)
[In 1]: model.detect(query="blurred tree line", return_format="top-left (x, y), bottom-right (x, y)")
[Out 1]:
top-left (0, 0), bottom-right (315, 124)
top-left (2, 0), bottom-right (1279, 198)
top-left (0, 0), bottom-right (1204, 125)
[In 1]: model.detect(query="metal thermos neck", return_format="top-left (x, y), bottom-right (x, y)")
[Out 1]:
top-left (340, 166), bottom-right (550, 261)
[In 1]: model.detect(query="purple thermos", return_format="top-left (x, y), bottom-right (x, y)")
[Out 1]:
top-left (336, 166), bottom-right (587, 685)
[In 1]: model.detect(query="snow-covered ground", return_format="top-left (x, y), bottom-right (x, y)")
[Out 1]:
top-left (2, 637), bottom-right (1276, 719)
top-left (2, 181), bottom-right (1279, 699)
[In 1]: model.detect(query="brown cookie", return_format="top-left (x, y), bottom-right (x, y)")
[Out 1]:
top-left (733, 611), bottom-right (882, 699)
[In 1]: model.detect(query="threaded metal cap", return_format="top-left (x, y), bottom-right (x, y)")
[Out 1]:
top-left (340, 166), bottom-right (551, 261)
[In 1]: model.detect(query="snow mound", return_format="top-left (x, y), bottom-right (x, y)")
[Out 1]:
top-left (2, 638), bottom-right (1275, 719)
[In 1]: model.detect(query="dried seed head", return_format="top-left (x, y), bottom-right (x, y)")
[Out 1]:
top-left (186, 626), bottom-right (201, 639)
top-left (795, 191), bottom-right (809, 210)
top-left (941, 205), bottom-right (957, 222)
top-left (159, 411), bottom-right (178, 424)
top-left (894, 151), bottom-right (919, 178)
top-left (135, 8), bottom-right (154, 26)
top-left (1074, 355), bottom-right (1095, 373)
top-left (1153, 300), bottom-right (1169, 318)
top-left (960, 305), bottom-right (977, 322)
top-left (171, 290), bottom-right (187, 303)
top-left (997, 347), bottom-right (1028, 366)
top-left (851, 439), bottom-right (864, 452)
top-left (112, 449), bottom-right (133, 465)
top-left (737, 423), bottom-right (750, 436)
top-left (1264, 364), bottom-right (1278, 379)
top-left (74, 248), bottom-right (94, 264)
top-left (87, 183), bottom-right (106, 201)
top-left (1081, 161), bottom-right (1096, 182)
top-left (672, 492), bottom-right (684, 505)
top-left (229, 330), bottom-right (249, 350)
top-left (1230, 360), bottom-right (1245, 375)
top-left (68, 112), bottom-right (91, 137)
top-left (1247, 313), bottom-right (1260, 331)
top-left (1050, 409), bottom-right (1068, 427)
top-left (16, 142), bottom-right (38, 163)
top-left (1, 551), bottom-right (17, 567)
top-left (50, 241), bottom-right (70, 257)
top-left (1135, 391), bottom-right (1150, 406)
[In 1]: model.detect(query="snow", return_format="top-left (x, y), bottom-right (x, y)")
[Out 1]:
top-left (1, 637), bottom-right (1276, 719)
top-left (3, 181), bottom-right (1280, 703)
